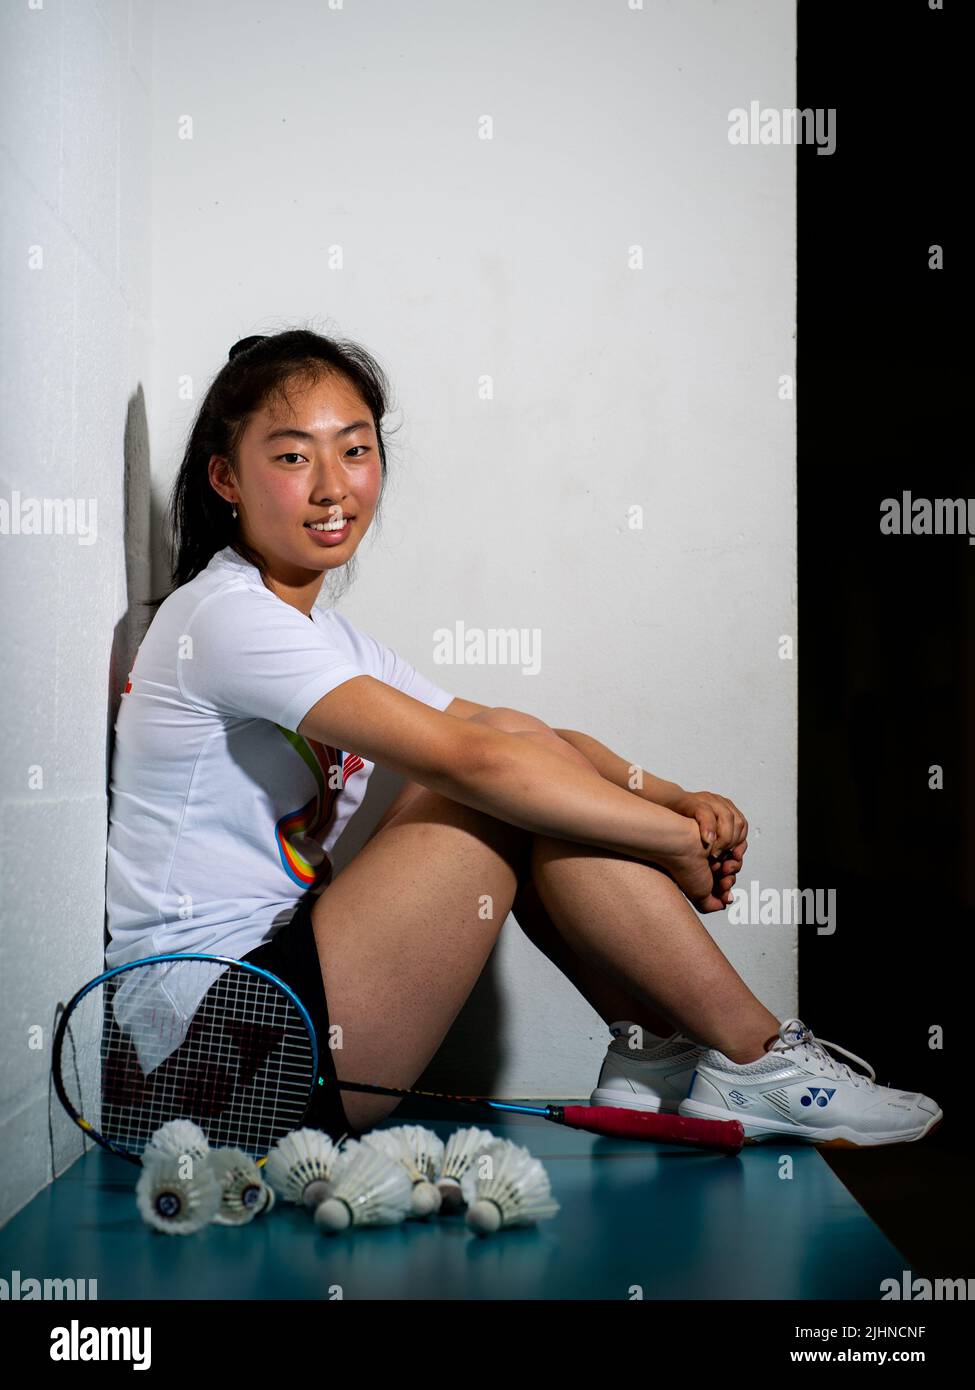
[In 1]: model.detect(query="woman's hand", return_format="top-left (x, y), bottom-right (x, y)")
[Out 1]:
top-left (670, 790), bottom-right (748, 858)
top-left (667, 790), bottom-right (748, 910)
top-left (705, 845), bottom-right (746, 908)
top-left (652, 817), bottom-right (738, 915)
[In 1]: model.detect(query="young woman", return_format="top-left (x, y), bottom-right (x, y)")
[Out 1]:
top-left (104, 329), bottom-right (941, 1149)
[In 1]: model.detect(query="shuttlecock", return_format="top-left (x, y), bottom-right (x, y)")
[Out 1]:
top-left (361, 1124), bottom-right (445, 1216)
top-left (436, 1126), bottom-right (500, 1210)
top-left (313, 1138), bottom-right (413, 1233)
top-left (263, 1128), bottom-right (340, 1208)
top-left (145, 1119), bottom-right (210, 1165)
top-left (209, 1147), bottom-right (276, 1225)
top-left (460, 1138), bottom-right (560, 1236)
top-left (135, 1149), bottom-right (221, 1235)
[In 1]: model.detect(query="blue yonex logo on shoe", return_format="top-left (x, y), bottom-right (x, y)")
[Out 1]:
top-left (728, 1090), bottom-right (749, 1107)
top-left (801, 1086), bottom-right (836, 1107)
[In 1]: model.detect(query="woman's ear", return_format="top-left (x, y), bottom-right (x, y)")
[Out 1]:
top-left (208, 454), bottom-right (236, 504)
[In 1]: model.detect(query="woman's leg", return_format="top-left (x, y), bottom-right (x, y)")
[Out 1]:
top-left (512, 875), bottom-right (680, 1038)
top-left (472, 711), bottom-right (781, 1063)
top-left (363, 726), bottom-right (681, 1041)
top-left (308, 785), bottom-right (532, 1132)
top-left (516, 845), bottom-right (779, 1063)
top-left (317, 706), bottom-right (778, 1135)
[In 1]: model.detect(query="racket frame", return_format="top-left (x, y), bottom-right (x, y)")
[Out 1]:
top-left (51, 952), bottom-right (319, 1166)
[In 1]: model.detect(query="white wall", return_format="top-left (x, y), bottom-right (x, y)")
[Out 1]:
top-left (149, 0), bottom-right (797, 1096)
top-left (0, 0), bottom-right (153, 1226)
top-left (1, 0), bottom-right (795, 1224)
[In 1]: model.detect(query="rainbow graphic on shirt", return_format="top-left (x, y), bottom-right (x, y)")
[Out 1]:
top-left (273, 727), bottom-right (366, 890)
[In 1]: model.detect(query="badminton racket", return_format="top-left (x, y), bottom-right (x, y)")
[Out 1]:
top-left (52, 953), bottom-right (744, 1164)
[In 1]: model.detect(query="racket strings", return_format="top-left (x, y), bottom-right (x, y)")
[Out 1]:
top-left (62, 961), bottom-right (315, 1158)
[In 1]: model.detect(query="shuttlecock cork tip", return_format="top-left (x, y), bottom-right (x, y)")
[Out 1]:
top-left (314, 1198), bottom-right (352, 1233)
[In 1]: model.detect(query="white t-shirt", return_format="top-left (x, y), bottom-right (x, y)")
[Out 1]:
top-left (104, 545), bottom-right (454, 1066)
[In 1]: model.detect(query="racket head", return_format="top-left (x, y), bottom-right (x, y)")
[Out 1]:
top-left (52, 953), bottom-right (319, 1165)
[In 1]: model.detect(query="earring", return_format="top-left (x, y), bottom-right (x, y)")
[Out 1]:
top-left (231, 504), bottom-right (237, 519)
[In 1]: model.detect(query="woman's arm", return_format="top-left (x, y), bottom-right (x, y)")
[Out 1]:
top-left (442, 695), bottom-right (492, 719)
top-left (552, 726), bottom-right (686, 808)
top-left (443, 703), bottom-right (685, 804)
top-left (437, 703), bottom-right (745, 860)
top-left (298, 677), bottom-right (720, 910)
top-left (553, 724), bottom-right (748, 857)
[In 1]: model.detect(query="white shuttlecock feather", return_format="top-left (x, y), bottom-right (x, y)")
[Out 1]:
top-left (264, 1128), bottom-right (340, 1207)
top-left (436, 1127), bottom-right (500, 1210)
top-left (313, 1138), bottom-right (413, 1233)
top-left (459, 1138), bottom-right (560, 1235)
top-left (136, 1149), bottom-right (221, 1235)
top-left (361, 1125), bottom-right (445, 1216)
top-left (145, 1119), bottom-right (210, 1165)
top-left (208, 1147), bottom-right (276, 1225)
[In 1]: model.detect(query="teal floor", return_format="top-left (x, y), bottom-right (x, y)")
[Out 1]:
top-left (1, 1105), bottom-right (909, 1300)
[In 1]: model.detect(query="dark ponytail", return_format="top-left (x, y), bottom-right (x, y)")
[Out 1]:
top-left (145, 327), bottom-right (393, 610)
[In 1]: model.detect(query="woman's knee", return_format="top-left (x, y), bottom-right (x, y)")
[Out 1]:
top-left (472, 706), bottom-right (592, 772)
top-left (374, 780), bottom-right (531, 877)
top-left (472, 707), bottom-right (595, 772)
top-left (470, 706), bottom-right (549, 735)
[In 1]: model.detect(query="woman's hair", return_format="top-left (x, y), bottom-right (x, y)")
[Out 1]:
top-left (145, 327), bottom-right (394, 610)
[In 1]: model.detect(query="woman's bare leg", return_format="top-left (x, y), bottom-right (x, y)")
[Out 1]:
top-left (475, 712), bottom-right (781, 1063)
top-left (518, 843), bottom-right (779, 1063)
top-left (512, 875), bottom-right (682, 1038)
top-left (308, 788), bottom-right (531, 1132)
top-left (314, 706), bottom-right (779, 1134)
top-left (369, 747), bottom-right (682, 1042)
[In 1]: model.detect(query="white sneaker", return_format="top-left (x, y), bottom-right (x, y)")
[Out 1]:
top-left (678, 1017), bottom-right (943, 1147)
top-left (589, 1020), bottom-right (707, 1114)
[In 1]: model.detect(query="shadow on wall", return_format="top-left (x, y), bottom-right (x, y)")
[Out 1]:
top-left (106, 385), bottom-right (153, 787)
top-left (103, 386), bottom-right (153, 952)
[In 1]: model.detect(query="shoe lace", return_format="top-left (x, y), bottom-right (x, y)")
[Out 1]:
top-left (772, 1017), bottom-right (877, 1089)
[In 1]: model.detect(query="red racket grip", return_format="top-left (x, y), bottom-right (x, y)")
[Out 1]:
top-left (561, 1104), bottom-right (745, 1154)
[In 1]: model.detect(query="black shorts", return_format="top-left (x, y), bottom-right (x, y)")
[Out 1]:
top-left (240, 891), bottom-right (357, 1142)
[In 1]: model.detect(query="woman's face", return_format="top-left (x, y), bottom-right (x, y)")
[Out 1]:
top-left (211, 372), bottom-right (383, 611)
